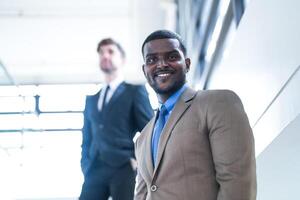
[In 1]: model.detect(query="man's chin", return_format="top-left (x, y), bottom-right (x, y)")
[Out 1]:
top-left (151, 82), bottom-right (184, 96)
top-left (153, 86), bottom-right (173, 95)
top-left (101, 68), bottom-right (115, 75)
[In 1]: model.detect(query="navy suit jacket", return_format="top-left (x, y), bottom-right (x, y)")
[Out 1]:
top-left (81, 82), bottom-right (154, 175)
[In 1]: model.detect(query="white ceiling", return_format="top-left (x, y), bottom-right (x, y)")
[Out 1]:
top-left (0, 0), bottom-right (173, 85)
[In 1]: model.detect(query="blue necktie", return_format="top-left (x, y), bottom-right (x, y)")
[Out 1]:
top-left (152, 105), bottom-right (168, 166)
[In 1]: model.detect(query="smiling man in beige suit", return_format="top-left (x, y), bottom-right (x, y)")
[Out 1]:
top-left (134, 30), bottom-right (257, 200)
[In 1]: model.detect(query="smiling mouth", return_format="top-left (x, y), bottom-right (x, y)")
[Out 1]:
top-left (154, 70), bottom-right (174, 78)
top-left (157, 73), bottom-right (171, 77)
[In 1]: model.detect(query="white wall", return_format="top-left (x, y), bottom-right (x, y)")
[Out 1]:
top-left (256, 115), bottom-right (300, 199)
top-left (131, 0), bottom-right (177, 76)
top-left (206, 0), bottom-right (300, 154)
top-left (205, 0), bottom-right (300, 199)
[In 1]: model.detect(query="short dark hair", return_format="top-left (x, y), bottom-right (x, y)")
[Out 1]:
top-left (141, 30), bottom-right (187, 56)
top-left (97, 38), bottom-right (126, 58)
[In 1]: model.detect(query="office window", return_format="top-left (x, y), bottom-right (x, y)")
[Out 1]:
top-left (175, 0), bottom-right (249, 89)
top-left (0, 96), bottom-right (35, 112)
top-left (0, 84), bottom-right (98, 199)
top-left (39, 113), bottom-right (83, 130)
top-left (39, 95), bottom-right (85, 112)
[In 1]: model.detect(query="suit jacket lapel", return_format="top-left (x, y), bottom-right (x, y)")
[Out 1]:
top-left (90, 92), bottom-right (102, 121)
top-left (105, 82), bottom-right (126, 110)
top-left (153, 88), bottom-right (197, 176)
top-left (143, 116), bottom-right (156, 180)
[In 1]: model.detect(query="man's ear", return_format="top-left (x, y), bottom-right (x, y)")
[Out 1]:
top-left (142, 64), bottom-right (146, 76)
top-left (185, 58), bottom-right (191, 73)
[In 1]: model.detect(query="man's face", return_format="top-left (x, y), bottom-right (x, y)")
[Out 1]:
top-left (98, 44), bottom-right (124, 74)
top-left (142, 38), bottom-right (190, 98)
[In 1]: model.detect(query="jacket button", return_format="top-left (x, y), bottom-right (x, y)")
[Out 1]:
top-left (99, 124), bottom-right (103, 129)
top-left (150, 185), bottom-right (157, 192)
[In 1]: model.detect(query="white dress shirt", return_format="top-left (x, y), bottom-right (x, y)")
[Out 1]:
top-left (97, 77), bottom-right (124, 111)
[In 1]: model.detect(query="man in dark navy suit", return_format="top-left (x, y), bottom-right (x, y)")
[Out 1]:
top-left (79, 38), bottom-right (154, 200)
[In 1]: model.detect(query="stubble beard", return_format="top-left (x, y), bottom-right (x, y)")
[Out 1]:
top-left (150, 74), bottom-right (186, 96)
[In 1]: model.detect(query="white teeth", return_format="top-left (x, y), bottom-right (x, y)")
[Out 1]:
top-left (157, 73), bottom-right (170, 77)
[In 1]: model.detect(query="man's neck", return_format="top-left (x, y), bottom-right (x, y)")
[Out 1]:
top-left (157, 94), bottom-right (170, 104)
top-left (104, 72), bottom-right (118, 84)
top-left (104, 72), bottom-right (125, 88)
top-left (157, 84), bottom-right (187, 104)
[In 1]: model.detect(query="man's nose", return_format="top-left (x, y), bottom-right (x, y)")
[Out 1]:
top-left (101, 51), bottom-right (111, 59)
top-left (157, 57), bottom-right (167, 68)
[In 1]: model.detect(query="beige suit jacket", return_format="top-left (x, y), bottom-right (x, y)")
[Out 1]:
top-left (134, 88), bottom-right (256, 200)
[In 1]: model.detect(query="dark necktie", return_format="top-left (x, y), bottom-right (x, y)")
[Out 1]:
top-left (101, 85), bottom-right (110, 110)
top-left (152, 105), bottom-right (168, 166)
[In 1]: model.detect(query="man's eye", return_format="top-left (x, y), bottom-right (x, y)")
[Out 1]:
top-left (146, 57), bottom-right (156, 64)
top-left (108, 49), bottom-right (114, 55)
top-left (168, 54), bottom-right (178, 60)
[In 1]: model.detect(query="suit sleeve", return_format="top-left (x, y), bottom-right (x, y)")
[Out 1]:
top-left (133, 85), bottom-right (154, 132)
top-left (207, 90), bottom-right (257, 200)
top-left (81, 96), bottom-right (92, 176)
top-left (134, 140), bottom-right (148, 200)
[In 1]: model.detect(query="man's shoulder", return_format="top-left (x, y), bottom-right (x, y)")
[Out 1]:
top-left (123, 82), bottom-right (146, 89)
top-left (122, 82), bottom-right (148, 96)
top-left (196, 89), bottom-right (240, 102)
top-left (86, 91), bottom-right (100, 101)
top-left (187, 89), bottom-right (243, 112)
top-left (194, 89), bottom-right (244, 114)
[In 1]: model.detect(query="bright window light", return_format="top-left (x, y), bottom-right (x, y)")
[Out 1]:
top-left (37, 84), bottom-right (101, 96)
top-left (205, 0), bottom-right (231, 61)
top-left (0, 114), bottom-right (40, 130)
top-left (39, 95), bottom-right (86, 112)
top-left (38, 113), bottom-right (83, 129)
top-left (0, 96), bottom-right (35, 112)
top-left (0, 86), bottom-right (19, 96)
top-left (22, 114), bottom-right (40, 129)
top-left (18, 85), bottom-right (38, 96)
top-left (0, 84), bottom-right (98, 199)
top-left (0, 132), bottom-right (22, 148)
top-left (0, 114), bottom-right (24, 130)
top-left (0, 131), bottom-right (83, 199)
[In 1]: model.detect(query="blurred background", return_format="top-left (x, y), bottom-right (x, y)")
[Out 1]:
top-left (0, 0), bottom-right (299, 199)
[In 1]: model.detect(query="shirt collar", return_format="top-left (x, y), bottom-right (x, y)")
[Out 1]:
top-left (103, 76), bottom-right (124, 91)
top-left (159, 84), bottom-right (187, 113)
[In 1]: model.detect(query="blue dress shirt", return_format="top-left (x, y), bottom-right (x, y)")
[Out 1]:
top-left (151, 84), bottom-right (187, 165)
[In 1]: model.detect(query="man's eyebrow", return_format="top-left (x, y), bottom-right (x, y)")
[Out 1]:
top-left (145, 53), bottom-right (156, 58)
top-left (145, 50), bottom-right (179, 57)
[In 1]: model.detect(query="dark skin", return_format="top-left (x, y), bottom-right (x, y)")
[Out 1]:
top-left (142, 38), bottom-right (191, 103)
